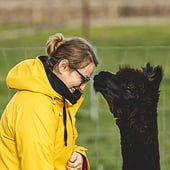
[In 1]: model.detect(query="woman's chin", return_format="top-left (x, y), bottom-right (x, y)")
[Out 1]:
top-left (69, 87), bottom-right (75, 93)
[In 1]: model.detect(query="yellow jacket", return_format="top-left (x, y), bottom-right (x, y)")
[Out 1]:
top-left (0, 57), bottom-right (89, 170)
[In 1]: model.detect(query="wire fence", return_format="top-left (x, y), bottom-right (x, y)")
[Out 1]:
top-left (0, 46), bottom-right (170, 170)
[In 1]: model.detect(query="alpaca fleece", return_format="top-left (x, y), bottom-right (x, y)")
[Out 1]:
top-left (93, 63), bottom-right (162, 170)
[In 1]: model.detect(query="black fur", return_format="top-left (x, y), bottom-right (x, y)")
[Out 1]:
top-left (93, 63), bottom-right (162, 170)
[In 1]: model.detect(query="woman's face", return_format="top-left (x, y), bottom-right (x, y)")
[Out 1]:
top-left (54, 60), bottom-right (96, 93)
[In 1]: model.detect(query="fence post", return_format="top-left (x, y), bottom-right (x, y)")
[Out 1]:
top-left (90, 74), bottom-right (98, 121)
top-left (32, 7), bottom-right (42, 24)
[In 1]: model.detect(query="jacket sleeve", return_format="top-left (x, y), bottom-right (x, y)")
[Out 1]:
top-left (15, 93), bottom-right (57, 170)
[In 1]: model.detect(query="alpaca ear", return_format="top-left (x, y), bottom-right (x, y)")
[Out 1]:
top-left (142, 63), bottom-right (163, 88)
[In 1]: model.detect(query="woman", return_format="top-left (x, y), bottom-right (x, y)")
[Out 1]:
top-left (0, 33), bottom-right (98, 170)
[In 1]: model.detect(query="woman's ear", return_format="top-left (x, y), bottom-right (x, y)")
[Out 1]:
top-left (56, 59), bottom-right (70, 74)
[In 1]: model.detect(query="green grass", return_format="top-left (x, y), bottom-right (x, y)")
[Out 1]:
top-left (1, 24), bottom-right (170, 47)
top-left (0, 24), bottom-right (170, 169)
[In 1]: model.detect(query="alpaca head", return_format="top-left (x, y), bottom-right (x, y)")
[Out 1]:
top-left (93, 63), bottom-right (163, 120)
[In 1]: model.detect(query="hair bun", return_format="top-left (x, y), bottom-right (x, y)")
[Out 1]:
top-left (46, 33), bottom-right (65, 56)
top-left (54, 33), bottom-right (65, 49)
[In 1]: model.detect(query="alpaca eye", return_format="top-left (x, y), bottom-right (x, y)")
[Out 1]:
top-left (127, 86), bottom-right (131, 89)
top-left (126, 87), bottom-right (131, 94)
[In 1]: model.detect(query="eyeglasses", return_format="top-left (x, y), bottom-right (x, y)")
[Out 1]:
top-left (74, 68), bottom-right (91, 85)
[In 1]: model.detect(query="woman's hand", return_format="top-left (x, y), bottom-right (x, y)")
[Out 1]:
top-left (67, 152), bottom-right (83, 170)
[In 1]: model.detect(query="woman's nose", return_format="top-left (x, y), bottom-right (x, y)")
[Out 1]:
top-left (79, 83), bottom-right (86, 92)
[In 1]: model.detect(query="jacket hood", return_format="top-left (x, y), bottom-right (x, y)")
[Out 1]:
top-left (6, 57), bottom-right (61, 100)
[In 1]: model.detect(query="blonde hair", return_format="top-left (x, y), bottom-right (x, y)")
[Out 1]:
top-left (46, 33), bottom-right (98, 70)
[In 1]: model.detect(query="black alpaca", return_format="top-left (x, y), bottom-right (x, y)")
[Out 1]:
top-left (93, 63), bottom-right (162, 170)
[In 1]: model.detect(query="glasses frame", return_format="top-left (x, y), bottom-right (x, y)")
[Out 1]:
top-left (74, 68), bottom-right (91, 85)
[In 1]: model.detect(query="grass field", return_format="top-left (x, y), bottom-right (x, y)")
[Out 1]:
top-left (0, 24), bottom-right (170, 169)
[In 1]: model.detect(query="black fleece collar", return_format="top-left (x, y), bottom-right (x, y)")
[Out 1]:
top-left (39, 56), bottom-right (82, 104)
